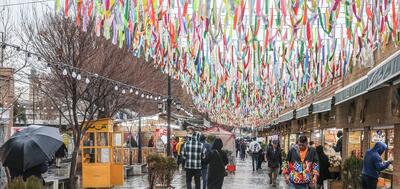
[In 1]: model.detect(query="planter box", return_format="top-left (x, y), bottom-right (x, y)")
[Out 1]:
top-left (329, 166), bottom-right (341, 173)
top-left (326, 180), bottom-right (342, 189)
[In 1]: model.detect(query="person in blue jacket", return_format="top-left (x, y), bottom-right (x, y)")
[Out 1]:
top-left (361, 141), bottom-right (392, 189)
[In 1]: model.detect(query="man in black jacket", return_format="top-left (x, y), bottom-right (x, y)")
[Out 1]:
top-left (265, 140), bottom-right (282, 187)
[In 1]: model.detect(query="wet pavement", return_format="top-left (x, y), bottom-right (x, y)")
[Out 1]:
top-left (119, 156), bottom-right (289, 189)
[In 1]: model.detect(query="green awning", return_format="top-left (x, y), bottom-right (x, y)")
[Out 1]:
top-left (278, 110), bottom-right (295, 123)
top-left (368, 50), bottom-right (400, 90)
top-left (312, 98), bottom-right (333, 114)
top-left (296, 104), bottom-right (311, 118)
top-left (335, 76), bottom-right (368, 105)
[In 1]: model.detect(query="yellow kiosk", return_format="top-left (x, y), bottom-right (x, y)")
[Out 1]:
top-left (81, 118), bottom-right (124, 188)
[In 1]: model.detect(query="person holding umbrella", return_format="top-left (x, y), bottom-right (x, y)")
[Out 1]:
top-left (0, 125), bottom-right (65, 185)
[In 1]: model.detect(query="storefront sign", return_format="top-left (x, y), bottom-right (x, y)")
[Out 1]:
top-left (368, 50), bottom-right (400, 90)
top-left (296, 105), bottom-right (311, 119)
top-left (335, 76), bottom-right (369, 105)
top-left (312, 98), bottom-right (333, 114)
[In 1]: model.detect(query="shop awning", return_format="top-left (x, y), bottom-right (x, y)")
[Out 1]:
top-left (296, 104), bottom-right (311, 119)
top-left (312, 98), bottom-right (333, 114)
top-left (334, 76), bottom-right (368, 105)
top-left (278, 110), bottom-right (295, 123)
top-left (368, 50), bottom-right (400, 90)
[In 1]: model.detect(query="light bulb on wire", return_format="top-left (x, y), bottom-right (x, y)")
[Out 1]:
top-left (77, 74), bottom-right (82, 80)
top-left (114, 85), bottom-right (119, 91)
top-left (135, 91), bottom-right (139, 95)
top-left (141, 94), bottom-right (144, 98)
top-left (122, 89), bottom-right (126, 94)
top-left (72, 71), bottom-right (77, 78)
top-left (129, 88), bottom-right (133, 93)
top-left (62, 69), bottom-right (68, 76)
top-left (85, 78), bottom-right (90, 84)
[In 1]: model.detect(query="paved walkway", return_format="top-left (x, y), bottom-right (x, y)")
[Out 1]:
top-left (119, 156), bottom-right (288, 189)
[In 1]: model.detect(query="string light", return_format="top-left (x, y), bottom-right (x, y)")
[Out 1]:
top-left (2, 43), bottom-right (175, 104)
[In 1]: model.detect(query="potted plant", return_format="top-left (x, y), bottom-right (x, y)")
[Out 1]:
top-left (342, 155), bottom-right (363, 189)
top-left (147, 154), bottom-right (177, 189)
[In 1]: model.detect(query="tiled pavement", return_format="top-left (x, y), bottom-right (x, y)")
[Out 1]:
top-left (118, 157), bottom-right (289, 189)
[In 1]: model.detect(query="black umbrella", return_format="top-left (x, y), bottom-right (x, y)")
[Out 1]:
top-left (0, 125), bottom-right (64, 171)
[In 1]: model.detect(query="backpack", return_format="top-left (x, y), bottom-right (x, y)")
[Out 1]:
top-left (252, 143), bottom-right (260, 153)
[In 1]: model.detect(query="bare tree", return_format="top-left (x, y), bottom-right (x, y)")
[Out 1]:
top-left (21, 12), bottom-right (196, 186)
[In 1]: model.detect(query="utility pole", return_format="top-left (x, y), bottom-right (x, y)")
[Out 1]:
top-left (166, 75), bottom-right (172, 157)
top-left (138, 115), bottom-right (142, 163)
top-left (1, 31), bottom-right (4, 67)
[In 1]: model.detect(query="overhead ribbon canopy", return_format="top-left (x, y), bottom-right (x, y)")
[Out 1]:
top-left (57, 0), bottom-right (400, 126)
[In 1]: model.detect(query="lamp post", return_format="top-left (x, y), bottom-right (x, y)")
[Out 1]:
top-left (138, 114), bottom-right (142, 164)
top-left (166, 75), bottom-right (172, 157)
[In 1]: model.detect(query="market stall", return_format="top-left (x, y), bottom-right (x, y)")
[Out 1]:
top-left (81, 119), bottom-right (124, 188)
top-left (203, 126), bottom-right (235, 152)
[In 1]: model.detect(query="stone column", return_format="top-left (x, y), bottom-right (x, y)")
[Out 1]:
top-left (342, 128), bottom-right (349, 160)
top-left (362, 127), bottom-right (371, 155)
top-left (393, 125), bottom-right (400, 186)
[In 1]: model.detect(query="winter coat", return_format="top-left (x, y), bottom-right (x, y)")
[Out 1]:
top-left (203, 139), bottom-right (228, 189)
top-left (176, 138), bottom-right (185, 156)
top-left (282, 147), bottom-right (320, 184)
top-left (201, 141), bottom-right (212, 169)
top-left (266, 146), bottom-right (282, 168)
top-left (182, 132), bottom-right (205, 169)
top-left (55, 144), bottom-right (68, 158)
top-left (316, 146), bottom-right (330, 185)
top-left (362, 141), bottom-right (390, 179)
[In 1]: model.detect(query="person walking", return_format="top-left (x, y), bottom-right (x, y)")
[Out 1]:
top-left (316, 145), bottom-right (330, 189)
top-left (203, 138), bottom-right (228, 189)
top-left (249, 137), bottom-right (261, 171)
top-left (235, 139), bottom-right (240, 158)
top-left (240, 139), bottom-right (247, 160)
top-left (172, 137), bottom-right (179, 158)
top-left (182, 131), bottom-right (207, 189)
top-left (283, 135), bottom-right (319, 189)
top-left (361, 141), bottom-right (392, 189)
top-left (265, 140), bottom-right (282, 187)
top-left (176, 137), bottom-right (185, 170)
top-left (200, 135), bottom-right (211, 189)
top-left (257, 144), bottom-right (264, 170)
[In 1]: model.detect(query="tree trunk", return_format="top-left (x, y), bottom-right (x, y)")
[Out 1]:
top-left (69, 139), bottom-right (81, 189)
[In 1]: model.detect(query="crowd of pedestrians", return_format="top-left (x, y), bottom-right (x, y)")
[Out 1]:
top-left (173, 131), bottom-right (229, 189)
top-left (172, 130), bottom-right (392, 189)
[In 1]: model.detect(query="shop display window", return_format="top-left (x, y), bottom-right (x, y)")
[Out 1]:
top-left (370, 128), bottom-right (393, 161)
top-left (311, 130), bottom-right (322, 146)
top-left (347, 131), bottom-right (363, 157)
top-left (323, 128), bottom-right (341, 146)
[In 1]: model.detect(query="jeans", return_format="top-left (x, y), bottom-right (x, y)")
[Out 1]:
top-left (186, 169), bottom-right (201, 189)
top-left (251, 153), bottom-right (259, 171)
top-left (288, 184), bottom-right (309, 189)
top-left (201, 168), bottom-right (208, 189)
top-left (361, 175), bottom-right (378, 189)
